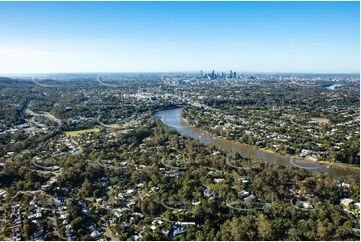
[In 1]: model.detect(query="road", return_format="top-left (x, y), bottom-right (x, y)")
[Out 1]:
top-left (25, 101), bottom-right (62, 126)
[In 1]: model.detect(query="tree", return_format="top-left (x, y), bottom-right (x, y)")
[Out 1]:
top-left (333, 221), bottom-right (355, 240)
top-left (71, 217), bottom-right (85, 232)
top-left (81, 178), bottom-right (93, 197)
top-left (257, 214), bottom-right (274, 240)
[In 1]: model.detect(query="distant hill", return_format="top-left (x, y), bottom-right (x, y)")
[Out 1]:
top-left (0, 77), bottom-right (33, 87)
top-left (0, 76), bottom-right (16, 83)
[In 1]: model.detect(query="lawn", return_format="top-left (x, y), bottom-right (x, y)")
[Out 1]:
top-left (64, 128), bottom-right (100, 137)
top-left (310, 117), bottom-right (330, 124)
top-left (104, 123), bottom-right (123, 129)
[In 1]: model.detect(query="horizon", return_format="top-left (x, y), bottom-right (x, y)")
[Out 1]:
top-left (1, 71), bottom-right (360, 80)
top-left (0, 1), bottom-right (359, 73)
top-left (2, 71), bottom-right (361, 74)
top-left (1, 71), bottom-right (360, 78)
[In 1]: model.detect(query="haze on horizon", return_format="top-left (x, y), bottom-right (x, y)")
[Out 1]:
top-left (0, 1), bottom-right (359, 74)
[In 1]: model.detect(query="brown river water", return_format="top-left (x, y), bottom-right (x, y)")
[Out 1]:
top-left (155, 108), bottom-right (359, 183)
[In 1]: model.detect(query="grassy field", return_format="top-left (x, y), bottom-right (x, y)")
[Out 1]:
top-left (311, 117), bottom-right (330, 124)
top-left (64, 128), bottom-right (100, 137)
top-left (104, 124), bottom-right (123, 129)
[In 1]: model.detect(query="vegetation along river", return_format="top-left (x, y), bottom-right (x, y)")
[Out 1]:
top-left (155, 108), bottom-right (359, 182)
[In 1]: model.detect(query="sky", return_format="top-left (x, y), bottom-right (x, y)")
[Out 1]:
top-left (0, 1), bottom-right (359, 74)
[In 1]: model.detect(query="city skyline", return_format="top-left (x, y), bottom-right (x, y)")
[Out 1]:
top-left (0, 1), bottom-right (359, 74)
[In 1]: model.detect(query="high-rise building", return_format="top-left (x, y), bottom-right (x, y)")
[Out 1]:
top-left (212, 70), bottom-right (215, 80)
top-left (200, 70), bottom-right (203, 78)
top-left (229, 70), bottom-right (233, 78)
top-left (233, 72), bottom-right (237, 78)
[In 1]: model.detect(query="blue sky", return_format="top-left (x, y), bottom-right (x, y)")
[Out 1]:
top-left (0, 1), bottom-right (359, 73)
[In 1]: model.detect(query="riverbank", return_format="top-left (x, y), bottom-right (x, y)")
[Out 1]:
top-left (180, 113), bottom-right (360, 172)
top-left (257, 145), bottom-right (359, 171)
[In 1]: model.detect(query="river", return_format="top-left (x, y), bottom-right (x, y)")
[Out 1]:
top-left (155, 108), bottom-right (359, 182)
top-left (325, 83), bottom-right (343, 90)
